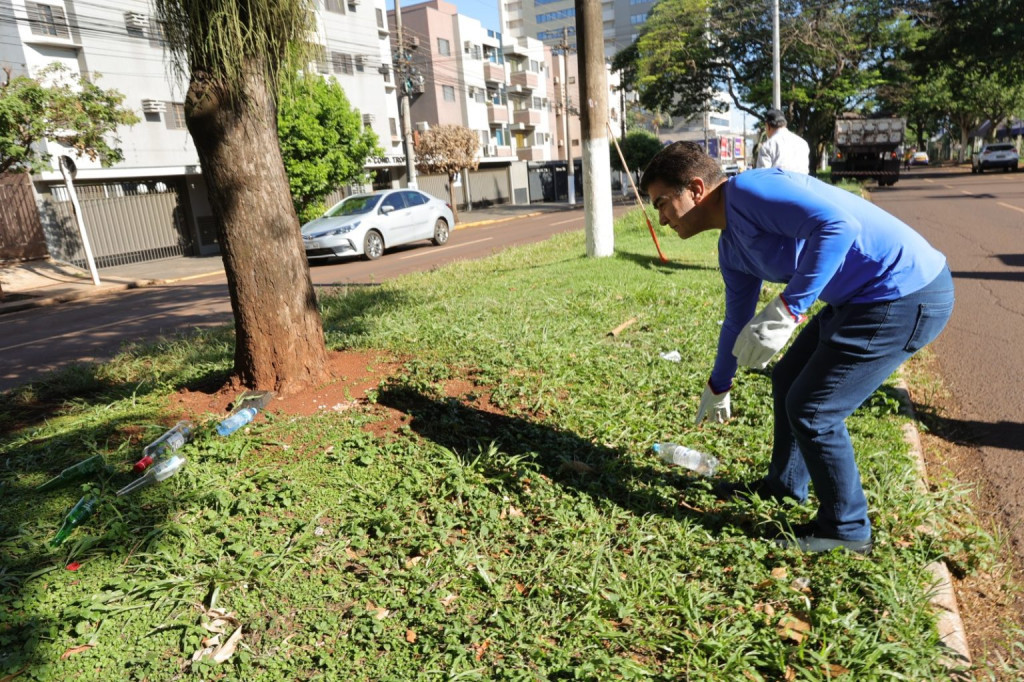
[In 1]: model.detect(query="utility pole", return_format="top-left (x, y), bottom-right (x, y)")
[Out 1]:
top-left (394, 0), bottom-right (418, 188)
top-left (559, 26), bottom-right (576, 207)
top-left (574, 0), bottom-right (613, 258)
top-left (771, 0), bottom-right (780, 110)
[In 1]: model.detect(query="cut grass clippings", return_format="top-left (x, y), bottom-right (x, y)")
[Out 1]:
top-left (0, 209), bottom-right (988, 680)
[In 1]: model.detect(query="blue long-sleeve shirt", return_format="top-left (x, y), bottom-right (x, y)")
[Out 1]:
top-left (709, 168), bottom-right (947, 392)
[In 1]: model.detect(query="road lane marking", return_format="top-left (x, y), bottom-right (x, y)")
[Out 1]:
top-left (399, 237), bottom-right (493, 259)
top-left (551, 217), bottom-right (580, 226)
top-left (961, 190), bottom-right (973, 195)
top-left (998, 202), bottom-right (1024, 215)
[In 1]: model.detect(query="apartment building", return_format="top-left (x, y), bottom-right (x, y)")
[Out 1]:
top-left (1, 0), bottom-right (401, 266)
top-left (500, 0), bottom-right (655, 58)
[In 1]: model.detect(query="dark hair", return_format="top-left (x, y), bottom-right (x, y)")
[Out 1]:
top-left (639, 141), bottom-right (723, 195)
top-left (765, 109), bottom-right (787, 128)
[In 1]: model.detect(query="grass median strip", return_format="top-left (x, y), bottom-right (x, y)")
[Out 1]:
top-left (0, 209), bottom-right (996, 680)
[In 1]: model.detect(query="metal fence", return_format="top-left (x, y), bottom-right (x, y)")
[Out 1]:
top-left (0, 172), bottom-right (48, 261)
top-left (39, 179), bottom-right (192, 269)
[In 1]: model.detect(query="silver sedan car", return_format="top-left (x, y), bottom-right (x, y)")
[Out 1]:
top-left (301, 189), bottom-right (454, 261)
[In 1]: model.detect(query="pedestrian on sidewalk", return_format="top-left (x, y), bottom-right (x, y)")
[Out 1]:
top-left (640, 141), bottom-right (954, 554)
top-left (754, 108), bottom-right (810, 174)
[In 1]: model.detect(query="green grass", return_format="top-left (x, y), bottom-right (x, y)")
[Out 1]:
top-left (0, 211), bottom-right (988, 680)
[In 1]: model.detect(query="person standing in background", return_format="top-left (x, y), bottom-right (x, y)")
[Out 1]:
top-left (755, 109), bottom-right (810, 174)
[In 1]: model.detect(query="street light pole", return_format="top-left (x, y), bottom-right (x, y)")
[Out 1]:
top-left (772, 0), bottom-right (780, 109)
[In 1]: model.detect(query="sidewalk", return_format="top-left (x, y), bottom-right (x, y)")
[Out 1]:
top-left (0, 202), bottom-right (573, 316)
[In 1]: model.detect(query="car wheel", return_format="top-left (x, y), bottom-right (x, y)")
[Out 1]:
top-left (977, 166), bottom-right (984, 174)
top-left (432, 218), bottom-right (450, 246)
top-left (363, 230), bottom-right (384, 261)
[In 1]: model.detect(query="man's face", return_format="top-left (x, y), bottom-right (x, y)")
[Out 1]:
top-left (647, 178), bottom-right (701, 239)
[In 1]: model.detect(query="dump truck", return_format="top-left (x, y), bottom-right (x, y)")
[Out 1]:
top-left (830, 114), bottom-right (905, 186)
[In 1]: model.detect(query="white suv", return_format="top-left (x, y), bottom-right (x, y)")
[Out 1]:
top-left (972, 143), bottom-right (1019, 173)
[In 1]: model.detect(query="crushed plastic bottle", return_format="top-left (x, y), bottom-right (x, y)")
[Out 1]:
top-left (50, 494), bottom-right (98, 546)
top-left (134, 420), bottom-right (194, 472)
top-left (653, 442), bottom-right (719, 476)
top-left (216, 407), bottom-right (258, 437)
top-left (117, 454), bottom-right (186, 497)
top-left (35, 455), bottom-right (106, 492)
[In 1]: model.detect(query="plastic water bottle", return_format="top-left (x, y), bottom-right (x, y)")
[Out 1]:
top-left (653, 442), bottom-right (719, 476)
top-left (216, 407), bottom-right (258, 436)
top-left (50, 495), bottom-right (98, 546)
top-left (117, 454), bottom-right (187, 497)
top-left (134, 420), bottom-right (194, 472)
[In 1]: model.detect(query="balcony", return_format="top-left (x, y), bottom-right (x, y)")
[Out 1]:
top-left (513, 109), bottom-right (544, 128)
top-left (509, 70), bottom-right (539, 91)
top-left (516, 146), bottom-right (547, 162)
top-left (483, 61), bottom-right (505, 83)
top-left (487, 102), bottom-right (509, 123)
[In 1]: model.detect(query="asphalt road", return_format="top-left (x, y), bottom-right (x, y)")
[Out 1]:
top-left (871, 165), bottom-right (1024, 556)
top-left (0, 204), bottom-right (629, 392)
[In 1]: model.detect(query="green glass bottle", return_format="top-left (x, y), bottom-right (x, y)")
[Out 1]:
top-left (50, 495), bottom-right (98, 547)
top-left (35, 455), bottom-right (106, 492)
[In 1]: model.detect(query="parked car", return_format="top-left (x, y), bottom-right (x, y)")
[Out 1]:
top-left (972, 143), bottom-right (1020, 173)
top-left (301, 189), bottom-right (454, 262)
top-left (910, 150), bottom-right (929, 166)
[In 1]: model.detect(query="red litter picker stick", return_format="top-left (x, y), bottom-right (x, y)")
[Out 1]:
top-left (607, 121), bottom-right (668, 263)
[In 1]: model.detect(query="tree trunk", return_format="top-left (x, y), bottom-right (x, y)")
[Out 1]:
top-left (185, 62), bottom-right (329, 395)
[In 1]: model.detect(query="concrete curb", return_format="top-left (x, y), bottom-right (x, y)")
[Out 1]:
top-left (893, 378), bottom-right (972, 673)
top-left (455, 211), bottom-right (546, 230)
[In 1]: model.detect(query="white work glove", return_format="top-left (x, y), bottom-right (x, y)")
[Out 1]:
top-left (696, 383), bottom-right (731, 425)
top-left (732, 295), bottom-right (805, 369)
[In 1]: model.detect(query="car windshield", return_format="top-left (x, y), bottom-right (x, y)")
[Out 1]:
top-left (985, 144), bottom-right (1014, 152)
top-left (325, 195), bottom-right (381, 217)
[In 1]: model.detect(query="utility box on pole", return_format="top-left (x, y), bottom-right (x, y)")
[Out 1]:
top-left (574, 0), bottom-right (613, 258)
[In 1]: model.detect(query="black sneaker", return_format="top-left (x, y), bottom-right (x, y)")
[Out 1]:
top-left (774, 521), bottom-right (873, 555)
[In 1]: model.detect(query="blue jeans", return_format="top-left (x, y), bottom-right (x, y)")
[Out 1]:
top-left (766, 266), bottom-right (954, 540)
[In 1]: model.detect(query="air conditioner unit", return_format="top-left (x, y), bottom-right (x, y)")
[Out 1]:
top-left (363, 113), bottom-right (375, 126)
top-left (486, 144), bottom-right (497, 156)
top-left (408, 36), bottom-right (420, 49)
top-left (512, 84), bottom-right (522, 93)
top-left (415, 121), bottom-right (430, 132)
top-left (553, 77), bottom-right (560, 84)
top-left (124, 12), bottom-right (148, 31)
top-left (141, 99), bottom-right (166, 113)
top-left (378, 64), bottom-right (390, 75)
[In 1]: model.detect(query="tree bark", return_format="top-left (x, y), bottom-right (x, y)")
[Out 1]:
top-left (447, 172), bottom-right (460, 224)
top-left (185, 61), bottom-right (329, 395)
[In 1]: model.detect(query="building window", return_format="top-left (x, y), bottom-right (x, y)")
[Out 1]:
top-left (568, 76), bottom-right (575, 84)
top-left (325, 0), bottom-right (345, 13)
top-left (28, 3), bottom-right (70, 38)
top-left (164, 102), bottom-right (186, 130)
top-left (376, 8), bottom-right (385, 28)
top-left (442, 85), bottom-right (456, 102)
top-left (390, 118), bottom-right (398, 136)
top-left (630, 13), bottom-right (647, 24)
top-left (355, 55), bottom-right (364, 72)
top-left (332, 52), bottom-right (354, 75)
top-left (537, 9), bottom-right (574, 23)
top-left (437, 37), bottom-right (450, 56)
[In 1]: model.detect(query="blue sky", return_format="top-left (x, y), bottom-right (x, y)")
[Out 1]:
top-left (387, 0), bottom-right (500, 30)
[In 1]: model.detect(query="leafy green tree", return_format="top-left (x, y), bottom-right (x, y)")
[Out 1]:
top-left (414, 124), bottom-right (479, 225)
top-left (152, 0), bottom-right (329, 394)
top-left (277, 73), bottom-right (382, 223)
top-left (615, 0), bottom-right (924, 170)
top-left (608, 129), bottom-right (664, 178)
top-left (0, 63), bottom-right (138, 175)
